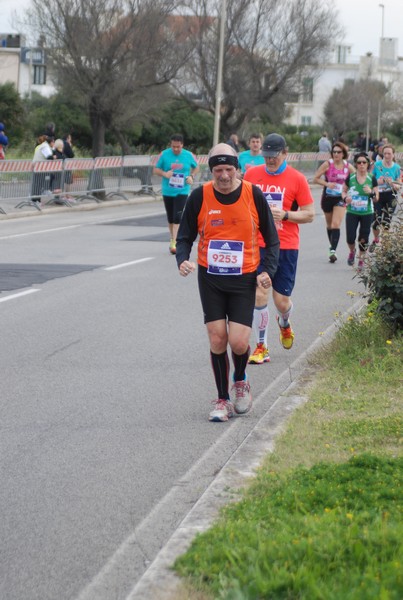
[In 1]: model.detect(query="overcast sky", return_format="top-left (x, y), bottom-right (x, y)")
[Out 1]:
top-left (0, 0), bottom-right (402, 58)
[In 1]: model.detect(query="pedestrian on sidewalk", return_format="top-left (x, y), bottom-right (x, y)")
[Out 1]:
top-left (176, 143), bottom-right (279, 422)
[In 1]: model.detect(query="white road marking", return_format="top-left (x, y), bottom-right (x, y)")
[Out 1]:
top-left (104, 257), bottom-right (155, 271)
top-left (0, 210), bottom-right (166, 241)
top-left (0, 224), bottom-right (82, 240)
top-left (0, 289), bottom-right (40, 303)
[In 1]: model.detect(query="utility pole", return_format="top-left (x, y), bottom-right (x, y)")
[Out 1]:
top-left (213, 0), bottom-right (226, 146)
top-left (376, 3), bottom-right (385, 140)
top-left (366, 100), bottom-right (371, 153)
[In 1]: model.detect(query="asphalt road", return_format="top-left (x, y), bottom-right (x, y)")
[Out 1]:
top-left (0, 190), bottom-right (363, 600)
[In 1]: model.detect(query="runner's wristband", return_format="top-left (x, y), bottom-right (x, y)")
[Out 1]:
top-left (282, 211), bottom-right (289, 221)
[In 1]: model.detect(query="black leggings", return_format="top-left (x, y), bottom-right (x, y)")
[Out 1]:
top-left (346, 213), bottom-right (373, 251)
top-left (373, 192), bottom-right (397, 230)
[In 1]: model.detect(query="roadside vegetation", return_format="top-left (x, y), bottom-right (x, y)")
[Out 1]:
top-left (173, 306), bottom-right (402, 599)
top-left (1, 83), bottom-right (403, 159)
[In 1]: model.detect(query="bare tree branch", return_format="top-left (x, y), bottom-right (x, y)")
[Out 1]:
top-left (175, 0), bottom-right (342, 136)
top-left (26, 0), bottom-right (185, 155)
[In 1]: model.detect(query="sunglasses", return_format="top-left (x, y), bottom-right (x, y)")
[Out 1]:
top-left (356, 160), bottom-right (368, 165)
top-left (332, 150), bottom-right (342, 154)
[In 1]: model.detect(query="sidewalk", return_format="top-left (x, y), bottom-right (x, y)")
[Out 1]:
top-left (0, 191), bottom-right (159, 220)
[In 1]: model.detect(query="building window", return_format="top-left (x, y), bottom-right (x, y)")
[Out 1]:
top-left (287, 91), bottom-right (299, 103)
top-left (302, 77), bottom-right (313, 102)
top-left (301, 116), bottom-right (312, 126)
top-left (33, 65), bottom-right (46, 85)
top-left (336, 45), bottom-right (349, 64)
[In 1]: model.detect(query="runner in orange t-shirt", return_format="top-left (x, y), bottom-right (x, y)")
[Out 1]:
top-left (176, 143), bottom-right (279, 422)
top-left (244, 133), bottom-right (315, 362)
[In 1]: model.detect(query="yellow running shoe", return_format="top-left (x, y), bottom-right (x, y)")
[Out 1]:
top-left (277, 316), bottom-right (294, 350)
top-left (169, 239), bottom-right (176, 255)
top-left (248, 343), bottom-right (270, 364)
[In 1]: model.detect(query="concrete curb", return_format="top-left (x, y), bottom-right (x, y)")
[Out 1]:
top-left (126, 300), bottom-right (364, 600)
top-left (0, 194), bottom-right (160, 221)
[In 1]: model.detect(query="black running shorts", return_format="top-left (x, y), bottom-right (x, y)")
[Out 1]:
top-left (197, 266), bottom-right (257, 326)
top-left (321, 194), bottom-right (346, 213)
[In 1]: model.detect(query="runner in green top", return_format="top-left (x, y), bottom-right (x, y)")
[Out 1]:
top-left (342, 152), bottom-right (379, 271)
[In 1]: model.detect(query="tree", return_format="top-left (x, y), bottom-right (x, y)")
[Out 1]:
top-left (174, 0), bottom-right (342, 138)
top-left (22, 91), bottom-right (92, 150)
top-left (0, 83), bottom-right (25, 145)
top-left (323, 79), bottom-right (389, 141)
top-left (25, 0), bottom-right (186, 156)
top-left (139, 99), bottom-right (214, 153)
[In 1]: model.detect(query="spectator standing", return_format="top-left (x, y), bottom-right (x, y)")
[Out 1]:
top-left (31, 135), bottom-right (54, 205)
top-left (51, 138), bottom-right (65, 199)
top-left (342, 152), bottom-right (379, 271)
top-left (44, 122), bottom-right (56, 141)
top-left (354, 131), bottom-right (367, 152)
top-left (318, 132), bottom-right (332, 153)
top-left (225, 133), bottom-right (240, 153)
top-left (313, 141), bottom-right (355, 263)
top-left (62, 133), bottom-right (75, 198)
top-left (238, 133), bottom-right (265, 175)
top-left (63, 133), bottom-right (74, 159)
top-left (244, 133), bottom-right (315, 365)
top-left (176, 143), bottom-right (279, 421)
top-left (0, 122), bottom-right (9, 159)
top-left (154, 134), bottom-right (199, 255)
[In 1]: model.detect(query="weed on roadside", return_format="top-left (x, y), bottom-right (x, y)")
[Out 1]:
top-left (174, 455), bottom-right (403, 600)
top-left (173, 311), bottom-right (403, 599)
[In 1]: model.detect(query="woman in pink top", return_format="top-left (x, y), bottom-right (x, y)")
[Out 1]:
top-left (314, 141), bottom-right (355, 263)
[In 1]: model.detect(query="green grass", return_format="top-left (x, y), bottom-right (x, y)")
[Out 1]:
top-left (173, 311), bottom-right (403, 599)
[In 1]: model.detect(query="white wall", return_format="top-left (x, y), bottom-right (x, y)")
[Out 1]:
top-left (285, 39), bottom-right (402, 127)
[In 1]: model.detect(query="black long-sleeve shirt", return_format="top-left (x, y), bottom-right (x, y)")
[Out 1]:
top-left (176, 182), bottom-right (280, 280)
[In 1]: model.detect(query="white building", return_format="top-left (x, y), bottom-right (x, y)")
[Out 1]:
top-left (285, 39), bottom-right (403, 127)
top-left (0, 33), bottom-right (56, 97)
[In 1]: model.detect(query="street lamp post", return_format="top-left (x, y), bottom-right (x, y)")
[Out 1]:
top-left (213, 0), bottom-right (226, 146)
top-left (376, 3), bottom-right (385, 140)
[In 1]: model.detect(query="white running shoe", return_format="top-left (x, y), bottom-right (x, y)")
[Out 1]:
top-left (231, 377), bottom-right (252, 415)
top-left (209, 399), bottom-right (235, 422)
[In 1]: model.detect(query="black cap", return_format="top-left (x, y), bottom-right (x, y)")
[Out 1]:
top-left (262, 133), bottom-right (287, 157)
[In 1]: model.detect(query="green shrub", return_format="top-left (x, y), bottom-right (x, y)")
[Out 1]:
top-left (359, 205), bottom-right (403, 331)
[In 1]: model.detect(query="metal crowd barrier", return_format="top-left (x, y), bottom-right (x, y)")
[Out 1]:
top-left (120, 155), bottom-right (157, 197)
top-left (1, 152), bottom-right (403, 214)
top-left (0, 159), bottom-right (34, 213)
top-left (63, 157), bottom-right (100, 204)
top-left (0, 155), bottom-right (160, 213)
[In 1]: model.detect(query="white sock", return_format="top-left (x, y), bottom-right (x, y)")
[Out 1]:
top-left (278, 302), bottom-right (293, 327)
top-left (253, 305), bottom-right (269, 347)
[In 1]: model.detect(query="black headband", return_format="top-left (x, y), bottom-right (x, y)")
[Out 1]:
top-left (208, 154), bottom-right (239, 171)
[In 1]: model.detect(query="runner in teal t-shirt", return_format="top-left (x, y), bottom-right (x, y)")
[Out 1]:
top-left (370, 144), bottom-right (401, 249)
top-left (154, 134), bottom-right (199, 254)
top-left (238, 133), bottom-right (265, 175)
